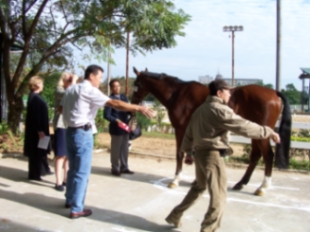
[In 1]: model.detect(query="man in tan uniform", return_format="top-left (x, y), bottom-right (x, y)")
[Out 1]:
top-left (165, 79), bottom-right (280, 232)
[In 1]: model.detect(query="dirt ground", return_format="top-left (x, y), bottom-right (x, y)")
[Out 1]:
top-left (1, 114), bottom-right (309, 155)
top-left (96, 133), bottom-right (244, 157)
top-left (291, 114), bottom-right (310, 122)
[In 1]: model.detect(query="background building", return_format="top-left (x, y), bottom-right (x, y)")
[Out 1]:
top-left (198, 75), bottom-right (213, 84)
top-left (198, 72), bottom-right (262, 87)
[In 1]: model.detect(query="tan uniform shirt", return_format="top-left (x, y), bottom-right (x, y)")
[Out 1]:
top-left (181, 96), bottom-right (274, 153)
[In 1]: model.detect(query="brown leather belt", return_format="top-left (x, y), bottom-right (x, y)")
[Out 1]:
top-left (69, 123), bottom-right (92, 131)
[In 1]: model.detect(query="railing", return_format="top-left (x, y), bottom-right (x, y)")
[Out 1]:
top-left (230, 121), bottom-right (310, 149)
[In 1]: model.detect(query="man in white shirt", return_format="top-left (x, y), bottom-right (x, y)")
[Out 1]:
top-left (61, 65), bottom-right (153, 219)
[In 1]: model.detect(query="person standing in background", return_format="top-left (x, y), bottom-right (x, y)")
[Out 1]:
top-left (61, 65), bottom-right (153, 219)
top-left (24, 76), bottom-right (52, 180)
top-left (104, 79), bottom-right (133, 176)
top-left (53, 72), bottom-right (78, 191)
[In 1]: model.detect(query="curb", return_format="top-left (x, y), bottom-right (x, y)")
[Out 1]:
top-left (1, 150), bottom-right (309, 175)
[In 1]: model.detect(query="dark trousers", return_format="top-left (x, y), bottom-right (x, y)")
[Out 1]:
top-left (28, 149), bottom-right (50, 180)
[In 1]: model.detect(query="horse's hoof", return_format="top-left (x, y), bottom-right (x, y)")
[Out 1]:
top-left (254, 188), bottom-right (264, 196)
top-left (168, 182), bottom-right (178, 188)
top-left (232, 183), bottom-right (243, 191)
top-left (184, 156), bottom-right (194, 165)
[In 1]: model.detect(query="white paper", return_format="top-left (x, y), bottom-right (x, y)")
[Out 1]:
top-left (38, 136), bottom-right (50, 150)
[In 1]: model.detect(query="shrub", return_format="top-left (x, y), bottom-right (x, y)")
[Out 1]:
top-left (95, 108), bottom-right (108, 133)
top-left (0, 122), bottom-right (9, 135)
top-left (136, 113), bottom-right (152, 130)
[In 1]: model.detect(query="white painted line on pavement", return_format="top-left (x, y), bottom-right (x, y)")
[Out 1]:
top-left (227, 181), bottom-right (300, 191)
top-left (225, 197), bottom-right (310, 213)
top-left (150, 178), bottom-right (309, 213)
top-left (112, 227), bottom-right (137, 232)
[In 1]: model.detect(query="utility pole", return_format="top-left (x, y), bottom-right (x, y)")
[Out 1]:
top-left (275, 0), bottom-right (281, 91)
top-left (0, 33), bottom-right (3, 123)
top-left (125, 31), bottom-right (130, 96)
top-left (223, 25), bottom-right (243, 86)
top-left (107, 50), bottom-right (111, 96)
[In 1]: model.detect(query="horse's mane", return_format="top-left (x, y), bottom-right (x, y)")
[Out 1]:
top-left (142, 71), bottom-right (193, 85)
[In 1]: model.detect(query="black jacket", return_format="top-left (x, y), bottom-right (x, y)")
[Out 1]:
top-left (24, 92), bottom-right (51, 156)
top-left (104, 94), bottom-right (131, 136)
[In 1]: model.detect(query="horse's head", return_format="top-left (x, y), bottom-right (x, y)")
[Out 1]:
top-left (131, 67), bottom-right (151, 104)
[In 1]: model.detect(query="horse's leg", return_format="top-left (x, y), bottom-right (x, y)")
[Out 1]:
top-left (233, 141), bottom-right (261, 191)
top-left (168, 150), bottom-right (184, 188)
top-left (254, 140), bottom-right (274, 196)
top-left (168, 130), bottom-right (184, 188)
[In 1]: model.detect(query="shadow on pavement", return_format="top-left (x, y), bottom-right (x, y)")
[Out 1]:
top-left (227, 186), bottom-right (258, 196)
top-left (0, 218), bottom-right (53, 232)
top-left (0, 165), bottom-right (54, 188)
top-left (0, 188), bottom-right (176, 232)
top-left (91, 165), bottom-right (192, 188)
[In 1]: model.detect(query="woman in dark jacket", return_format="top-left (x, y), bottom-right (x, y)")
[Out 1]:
top-left (24, 76), bottom-right (52, 180)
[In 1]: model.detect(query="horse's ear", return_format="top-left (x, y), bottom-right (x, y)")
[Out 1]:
top-left (145, 68), bottom-right (148, 72)
top-left (133, 67), bottom-right (140, 75)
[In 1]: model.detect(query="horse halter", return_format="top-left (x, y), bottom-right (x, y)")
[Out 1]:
top-left (132, 80), bottom-right (145, 104)
top-left (134, 80), bottom-right (143, 91)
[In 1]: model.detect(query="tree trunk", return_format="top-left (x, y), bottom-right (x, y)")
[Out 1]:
top-left (7, 95), bottom-right (24, 134)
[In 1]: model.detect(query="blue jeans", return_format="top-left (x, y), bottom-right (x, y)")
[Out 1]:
top-left (65, 127), bottom-right (93, 213)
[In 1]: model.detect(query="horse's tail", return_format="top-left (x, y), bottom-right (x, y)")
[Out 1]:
top-left (275, 91), bottom-right (292, 169)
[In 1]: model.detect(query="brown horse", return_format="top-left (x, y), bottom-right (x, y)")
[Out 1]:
top-left (131, 67), bottom-right (291, 196)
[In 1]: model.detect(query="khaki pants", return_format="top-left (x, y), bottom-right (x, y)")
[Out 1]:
top-left (167, 150), bottom-right (227, 232)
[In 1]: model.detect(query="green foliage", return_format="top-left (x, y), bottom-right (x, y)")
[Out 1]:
top-left (264, 84), bottom-right (274, 89)
top-left (41, 72), bottom-right (62, 105)
top-left (95, 108), bottom-right (108, 133)
top-left (291, 136), bottom-right (310, 142)
top-left (1, 0), bottom-right (190, 134)
top-left (136, 113), bottom-right (152, 130)
top-left (281, 83), bottom-right (301, 104)
top-left (289, 159), bottom-right (310, 170)
top-left (0, 122), bottom-right (9, 135)
top-left (142, 130), bottom-right (175, 139)
top-left (40, 72), bottom-right (62, 120)
top-left (153, 99), bottom-right (166, 126)
top-left (254, 81), bottom-right (274, 89)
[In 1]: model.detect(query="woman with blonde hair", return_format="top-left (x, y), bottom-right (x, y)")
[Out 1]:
top-left (24, 76), bottom-right (52, 180)
top-left (53, 72), bottom-right (77, 191)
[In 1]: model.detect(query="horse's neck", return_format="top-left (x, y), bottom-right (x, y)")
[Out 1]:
top-left (146, 78), bottom-right (174, 107)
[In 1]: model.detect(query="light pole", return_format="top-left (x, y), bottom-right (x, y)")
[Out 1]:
top-left (223, 25), bottom-right (243, 86)
top-left (0, 33), bottom-right (3, 123)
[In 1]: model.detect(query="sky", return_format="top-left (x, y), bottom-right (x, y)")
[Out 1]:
top-left (75, 0), bottom-right (310, 91)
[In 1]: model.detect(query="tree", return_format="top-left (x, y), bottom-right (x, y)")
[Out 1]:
top-left (40, 72), bottom-right (62, 119)
top-left (255, 81), bottom-right (274, 89)
top-left (0, 0), bottom-right (190, 133)
top-left (281, 83), bottom-right (301, 104)
top-left (264, 83), bottom-right (274, 89)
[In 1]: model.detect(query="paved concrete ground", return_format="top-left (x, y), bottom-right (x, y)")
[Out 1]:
top-left (0, 152), bottom-right (310, 232)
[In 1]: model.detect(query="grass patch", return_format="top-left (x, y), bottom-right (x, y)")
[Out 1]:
top-left (289, 159), bottom-right (310, 170)
top-left (141, 130), bottom-right (175, 139)
top-left (225, 155), bottom-right (310, 171)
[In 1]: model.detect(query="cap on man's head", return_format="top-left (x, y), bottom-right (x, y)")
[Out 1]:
top-left (209, 79), bottom-right (231, 96)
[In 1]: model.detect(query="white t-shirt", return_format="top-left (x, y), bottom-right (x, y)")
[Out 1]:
top-left (61, 80), bottom-right (109, 134)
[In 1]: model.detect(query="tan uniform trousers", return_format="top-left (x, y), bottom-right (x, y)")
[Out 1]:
top-left (167, 149), bottom-right (227, 232)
